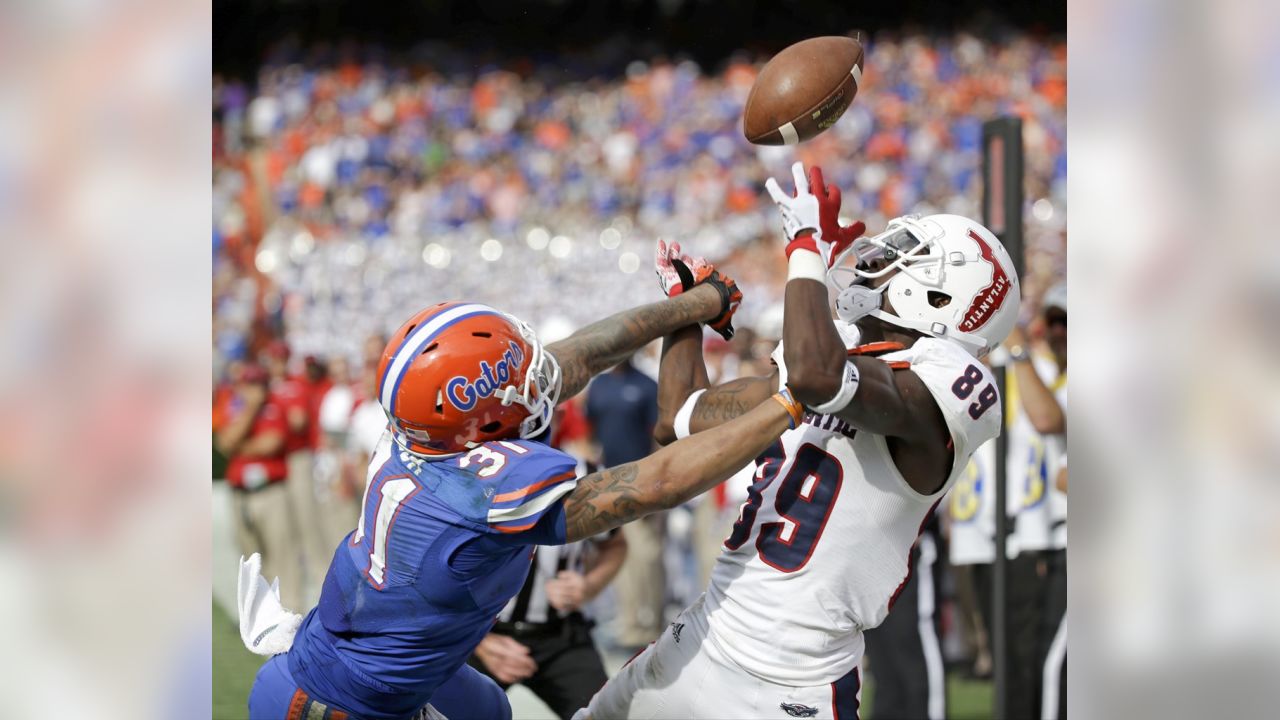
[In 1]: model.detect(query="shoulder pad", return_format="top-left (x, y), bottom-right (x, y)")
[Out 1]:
top-left (472, 440), bottom-right (579, 534)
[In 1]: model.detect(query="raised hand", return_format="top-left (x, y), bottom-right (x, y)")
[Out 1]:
top-left (655, 239), bottom-right (696, 298)
top-left (652, 239), bottom-right (743, 340)
top-left (766, 162), bottom-right (867, 268)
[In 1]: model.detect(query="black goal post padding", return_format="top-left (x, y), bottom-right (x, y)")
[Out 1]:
top-left (981, 115), bottom-right (1024, 720)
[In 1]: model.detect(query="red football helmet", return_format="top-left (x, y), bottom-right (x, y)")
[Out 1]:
top-left (376, 302), bottom-right (561, 455)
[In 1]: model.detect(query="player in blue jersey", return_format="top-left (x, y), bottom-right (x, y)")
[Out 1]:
top-left (245, 273), bottom-right (810, 720)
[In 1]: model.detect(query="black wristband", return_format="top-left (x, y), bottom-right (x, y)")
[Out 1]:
top-left (672, 257), bottom-right (732, 319)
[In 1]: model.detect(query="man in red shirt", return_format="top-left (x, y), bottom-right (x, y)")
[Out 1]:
top-left (303, 355), bottom-right (333, 452)
top-left (216, 363), bottom-right (303, 609)
top-left (263, 340), bottom-right (327, 605)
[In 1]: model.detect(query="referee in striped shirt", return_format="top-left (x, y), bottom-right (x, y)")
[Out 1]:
top-left (468, 507), bottom-right (627, 719)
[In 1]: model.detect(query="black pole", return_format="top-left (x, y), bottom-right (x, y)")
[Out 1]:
top-left (982, 116), bottom-right (1024, 720)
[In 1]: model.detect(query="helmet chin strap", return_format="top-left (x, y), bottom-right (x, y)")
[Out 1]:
top-left (867, 307), bottom-right (991, 355)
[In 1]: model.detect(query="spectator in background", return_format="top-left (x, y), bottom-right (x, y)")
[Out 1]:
top-left (262, 340), bottom-right (326, 605)
top-left (213, 358), bottom-right (245, 440)
top-left (1003, 282), bottom-right (1068, 720)
top-left (550, 396), bottom-right (593, 462)
top-left (469, 528), bottom-right (627, 720)
top-left (316, 340), bottom-right (389, 545)
top-left (347, 335), bottom-right (391, 470)
top-left (1031, 283), bottom-right (1068, 720)
top-left (303, 355), bottom-right (332, 453)
top-left (314, 355), bottom-right (360, 548)
top-left (216, 364), bottom-right (304, 609)
top-left (302, 356), bottom-right (333, 521)
top-left (584, 356), bottom-right (662, 649)
top-left (211, 32), bottom-right (1066, 380)
top-left (947, 434), bottom-right (999, 682)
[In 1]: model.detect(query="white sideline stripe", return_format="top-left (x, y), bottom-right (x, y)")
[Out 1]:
top-left (486, 479), bottom-right (579, 523)
top-left (851, 64), bottom-right (863, 88)
top-left (778, 122), bottom-right (799, 145)
top-left (917, 534), bottom-right (946, 720)
top-left (1042, 614), bottom-right (1068, 720)
top-left (379, 303), bottom-right (495, 410)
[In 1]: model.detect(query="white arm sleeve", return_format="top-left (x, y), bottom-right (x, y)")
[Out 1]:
top-left (673, 388), bottom-right (707, 440)
top-left (772, 335), bottom-right (862, 415)
top-left (809, 361), bottom-right (862, 415)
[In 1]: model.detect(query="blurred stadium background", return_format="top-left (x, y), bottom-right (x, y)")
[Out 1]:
top-left (212, 1), bottom-right (1066, 717)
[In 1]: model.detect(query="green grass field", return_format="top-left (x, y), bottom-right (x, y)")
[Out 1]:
top-left (214, 601), bottom-right (267, 720)
top-left (213, 600), bottom-right (991, 719)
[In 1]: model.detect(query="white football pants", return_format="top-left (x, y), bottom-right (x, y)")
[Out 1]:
top-left (575, 595), bottom-right (863, 720)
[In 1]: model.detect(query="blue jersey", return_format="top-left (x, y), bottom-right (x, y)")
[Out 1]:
top-left (286, 432), bottom-right (579, 720)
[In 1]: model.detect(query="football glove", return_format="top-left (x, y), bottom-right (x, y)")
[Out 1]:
top-left (765, 162), bottom-right (867, 268)
top-left (655, 239), bottom-right (699, 298)
top-left (237, 553), bottom-right (302, 656)
top-left (654, 239), bottom-right (743, 340)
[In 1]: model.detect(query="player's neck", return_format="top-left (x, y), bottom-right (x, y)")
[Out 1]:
top-left (856, 320), bottom-right (920, 348)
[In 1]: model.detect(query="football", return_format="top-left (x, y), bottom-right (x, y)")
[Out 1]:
top-left (743, 35), bottom-right (865, 146)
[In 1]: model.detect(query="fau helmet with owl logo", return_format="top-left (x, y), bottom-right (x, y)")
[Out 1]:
top-left (828, 213), bottom-right (1022, 356)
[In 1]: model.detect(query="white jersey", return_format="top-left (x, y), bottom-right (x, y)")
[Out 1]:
top-left (701, 337), bottom-right (1003, 685)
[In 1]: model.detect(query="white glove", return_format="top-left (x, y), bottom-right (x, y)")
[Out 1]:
top-left (237, 553), bottom-right (303, 656)
top-left (766, 162), bottom-right (867, 273)
top-left (764, 162), bottom-right (821, 244)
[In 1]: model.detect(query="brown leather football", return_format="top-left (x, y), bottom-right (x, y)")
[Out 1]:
top-left (743, 35), bottom-right (865, 146)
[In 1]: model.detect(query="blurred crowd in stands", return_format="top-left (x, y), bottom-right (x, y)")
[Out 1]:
top-left (213, 31), bottom-right (1065, 376)
top-left (212, 30), bottom-right (1067, 718)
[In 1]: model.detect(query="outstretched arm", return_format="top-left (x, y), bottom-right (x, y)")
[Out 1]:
top-left (649, 242), bottom-right (766, 443)
top-left (563, 391), bottom-right (797, 542)
top-left (687, 373), bottom-right (780, 433)
top-left (653, 325), bottom-right (710, 445)
top-left (546, 285), bottom-right (723, 401)
top-left (651, 324), bottom-right (780, 444)
top-left (771, 163), bottom-right (951, 493)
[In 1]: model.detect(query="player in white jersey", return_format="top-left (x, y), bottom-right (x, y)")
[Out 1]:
top-left (575, 163), bottom-right (1021, 719)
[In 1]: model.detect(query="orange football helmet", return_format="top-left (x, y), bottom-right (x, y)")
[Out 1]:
top-left (377, 302), bottom-right (561, 455)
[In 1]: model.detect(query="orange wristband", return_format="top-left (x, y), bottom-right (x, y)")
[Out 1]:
top-left (771, 388), bottom-right (805, 429)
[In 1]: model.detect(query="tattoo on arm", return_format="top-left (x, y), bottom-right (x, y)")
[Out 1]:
top-left (564, 387), bottom-right (794, 540)
top-left (546, 287), bottom-right (719, 401)
top-left (654, 324), bottom-right (710, 444)
top-left (564, 463), bottom-right (652, 541)
top-left (689, 374), bottom-right (778, 430)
